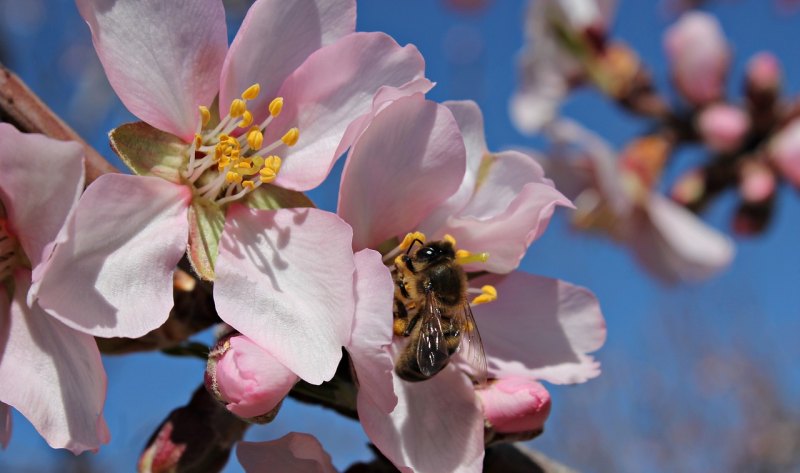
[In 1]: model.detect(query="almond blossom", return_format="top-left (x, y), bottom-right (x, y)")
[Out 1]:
top-left (0, 124), bottom-right (109, 453)
top-left (337, 95), bottom-right (606, 472)
top-left (37, 0), bottom-right (427, 385)
top-left (545, 119), bottom-right (735, 283)
top-left (511, 0), bottom-right (617, 133)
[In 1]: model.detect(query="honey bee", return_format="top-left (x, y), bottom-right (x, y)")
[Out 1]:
top-left (392, 238), bottom-right (488, 384)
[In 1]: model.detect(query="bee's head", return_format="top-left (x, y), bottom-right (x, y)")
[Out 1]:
top-left (413, 240), bottom-right (456, 265)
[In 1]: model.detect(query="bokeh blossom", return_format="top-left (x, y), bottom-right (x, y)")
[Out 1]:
top-left (545, 119), bottom-right (735, 283)
top-left (337, 95), bottom-right (606, 472)
top-left (511, 0), bottom-right (617, 133)
top-left (0, 124), bottom-right (109, 453)
top-left (39, 0), bottom-right (426, 385)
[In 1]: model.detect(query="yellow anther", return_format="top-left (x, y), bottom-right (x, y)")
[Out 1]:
top-left (400, 232), bottom-right (426, 250)
top-left (225, 136), bottom-right (240, 148)
top-left (281, 127), bottom-right (299, 146)
top-left (443, 234), bottom-right (457, 247)
top-left (229, 99), bottom-right (246, 118)
top-left (239, 110), bottom-right (254, 128)
top-left (194, 134), bottom-right (202, 147)
top-left (199, 106), bottom-right (211, 126)
top-left (269, 97), bottom-right (284, 117)
top-left (247, 128), bottom-right (264, 150)
top-left (455, 250), bottom-right (489, 265)
top-left (241, 83), bottom-right (261, 101)
top-left (242, 180), bottom-right (256, 190)
top-left (225, 171), bottom-right (242, 184)
top-left (259, 155), bottom-right (282, 183)
top-left (250, 155), bottom-right (265, 168)
top-left (236, 161), bottom-right (252, 170)
top-left (471, 285), bottom-right (498, 306)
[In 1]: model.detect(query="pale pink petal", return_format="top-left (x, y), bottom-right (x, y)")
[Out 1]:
top-left (629, 195), bottom-right (735, 283)
top-left (432, 150), bottom-right (572, 273)
top-left (237, 433), bottom-right (336, 473)
top-left (35, 174), bottom-right (191, 338)
top-left (338, 96), bottom-right (466, 250)
top-left (418, 100), bottom-right (488, 231)
top-left (348, 249), bottom-right (397, 413)
top-left (214, 206), bottom-right (355, 385)
top-left (77, 0), bottom-right (228, 141)
top-left (219, 0), bottom-right (356, 115)
top-left (471, 272), bottom-right (606, 384)
top-left (212, 335), bottom-right (298, 420)
top-left (696, 104), bottom-right (750, 153)
top-left (0, 124), bottom-right (84, 276)
top-left (359, 364), bottom-right (484, 473)
top-left (0, 270), bottom-right (109, 454)
top-left (0, 402), bottom-right (10, 449)
top-left (335, 78), bottom-right (435, 162)
top-left (269, 32), bottom-right (427, 191)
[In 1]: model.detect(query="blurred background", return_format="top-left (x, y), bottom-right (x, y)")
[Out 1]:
top-left (1, 0), bottom-right (799, 471)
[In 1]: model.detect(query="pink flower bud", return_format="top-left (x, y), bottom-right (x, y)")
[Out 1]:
top-left (739, 161), bottom-right (776, 204)
top-left (206, 335), bottom-right (298, 423)
top-left (746, 52), bottom-right (781, 94)
top-left (696, 104), bottom-right (750, 153)
top-left (476, 377), bottom-right (551, 434)
top-left (769, 119), bottom-right (800, 187)
top-left (664, 12), bottom-right (729, 105)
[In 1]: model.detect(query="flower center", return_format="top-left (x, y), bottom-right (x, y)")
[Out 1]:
top-left (0, 219), bottom-right (20, 282)
top-left (383, 231), bottom-right (497, 306)
top-left (181, 83), bottom-right (299, 205)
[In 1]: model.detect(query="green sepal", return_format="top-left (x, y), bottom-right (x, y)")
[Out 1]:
top-left (243, 184), bottom-right (315, 210)
top-left (187, 198), bottom-right (225, 281)
top-left (109, 122), bottom-right (187, 183)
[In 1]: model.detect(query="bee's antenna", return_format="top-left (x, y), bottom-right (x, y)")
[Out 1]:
top-left (406, 238), bottom-right (425, 255)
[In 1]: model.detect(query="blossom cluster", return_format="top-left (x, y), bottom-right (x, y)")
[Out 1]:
top-left (0, 0), bottom-right (607, 471)
top-left (510, 0), bottom-right (800, 283)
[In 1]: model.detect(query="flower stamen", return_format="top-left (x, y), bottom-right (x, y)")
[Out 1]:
top-left (181, 83), bottom-right (300, 205)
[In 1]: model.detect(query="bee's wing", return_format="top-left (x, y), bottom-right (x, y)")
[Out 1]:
top-left (457, 302), bottom-right (488, 386)
top-left (416, 293), bottom-right (450, 377)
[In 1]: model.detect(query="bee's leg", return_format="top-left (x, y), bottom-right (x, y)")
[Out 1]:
top-left (402, 254), bottom-right (415, 272)
top-left (401, 312), bottom-right (422, 337)
top-left (393, 299), bottom-right (412, 336)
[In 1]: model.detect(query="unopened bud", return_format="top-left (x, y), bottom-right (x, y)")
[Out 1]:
top-left (205, 334), bottom-right (298, 423)
top-left (477, 377), bottom-right (551, 436)
top-left (739, 160), bottom-right (776, 204)
top-left (664, 12), bottom-right (730, 106)
top-left (768, 119), bottom-right (800, 187)
top-left (746, 52), bottom-right (781, 97)
top-left (696, 104), bottom-right (750, 153)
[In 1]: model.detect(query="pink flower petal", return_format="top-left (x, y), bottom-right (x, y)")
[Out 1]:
top-left (0, 270), bottom-right (109, 454)
top-left (35, 174), bottom-right (191, 338)
top-left (0, 124), bottom-right (84, 277)
top-left (348, 249), bottom-right (397, 413)
top-left (219, 0), bottom-right (356, 117)
top-left (434, 151), bottom-right (572, 274)
top-left (212, 335), bottom-right (298, 420)
top-left (270, 32), bottom-right (427, 191)
top-left (237, 433), bottom-right (337, 473)
top-left (472, 272), bottom-right (606, 384)
top-left (359, 364), bottom-right (484, 473)
top-left (77, 0), bottom-right (228, 141)
top-left (214, 206), bottom-right (355, 385)
top-left (0, 402), bottom-right (10, 449)
top-left (338, 96), bottom-right (466, 250)
top-left (336, 78), bottom-right (436, 159)
top-left (630, 195), bottom-right (735, 283)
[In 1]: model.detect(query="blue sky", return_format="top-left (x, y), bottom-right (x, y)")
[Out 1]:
top-left (1, 0), bottom-right (799, 471)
